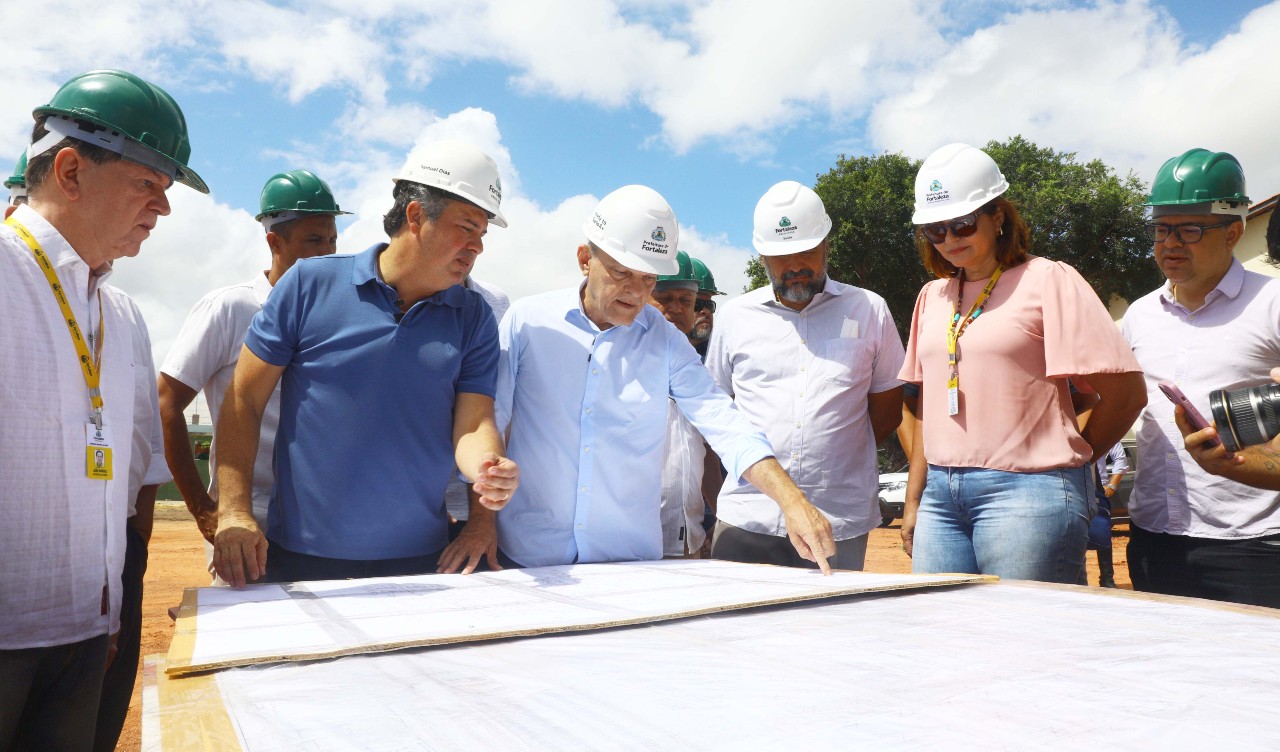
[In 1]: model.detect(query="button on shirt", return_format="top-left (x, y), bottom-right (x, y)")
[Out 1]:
top-left (707, 278), bottom-right (905, 539)
top-left (1122, 259), bottom-right (1280, 539)
top-left (0, 205), bottom-right (144, 648)
top-left (244, 244), bottom-right (499, 560)
top-left (161, 273), bottom-right (277, 526)
top-left (495, 284), bottom-right (774, 568)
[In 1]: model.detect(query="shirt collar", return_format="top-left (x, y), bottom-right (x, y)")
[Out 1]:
top-left (762, 274), bottom-right (843, 310)
top-left (1159, 257), bottom-right (1245, 309)
top-left (566, 280), bottom-right (652, 333)
top-left (252, 270), bottom-right (273, 306)
top-left (350, 242), bottom-right (467, 308)
top-left (9, 203), bottom-right (108, 293)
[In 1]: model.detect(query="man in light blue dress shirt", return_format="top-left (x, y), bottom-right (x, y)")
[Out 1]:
top-left (493, 185), bottom-right (836, 572)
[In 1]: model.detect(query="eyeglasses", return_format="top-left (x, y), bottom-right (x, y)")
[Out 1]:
top-left (694, 298), bottom-right (716, 313)
top-left (919, 209), bottom-right (988, 244)
top-left (1145, 221), bottom-right (1233, 245)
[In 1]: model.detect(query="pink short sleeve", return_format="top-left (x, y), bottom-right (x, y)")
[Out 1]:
top-left (898, 281), bottom-right (938, 383)
top-left (1041, 261), bottom-right (1142, 379)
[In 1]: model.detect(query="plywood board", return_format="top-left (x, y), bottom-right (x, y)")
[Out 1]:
top-left (166, 559), bottom-right (990, 675)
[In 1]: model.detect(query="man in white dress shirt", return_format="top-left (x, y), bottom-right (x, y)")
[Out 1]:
top-left (0, 69), bottom-right (206, 750)
top-left (159, 170), bottom-right (347, 571)
top-left (708, 181), bottom-right (905, 570)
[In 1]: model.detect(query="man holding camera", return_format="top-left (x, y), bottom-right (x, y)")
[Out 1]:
top-left (1121, 148), bottom-right (1280, 608)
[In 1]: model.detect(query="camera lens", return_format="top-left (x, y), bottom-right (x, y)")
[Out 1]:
top-left (1209, 383), bottom-right (1280, 452)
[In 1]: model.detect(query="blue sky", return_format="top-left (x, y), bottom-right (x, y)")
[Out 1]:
top-left (3, 0), bottom-right (1277, 399)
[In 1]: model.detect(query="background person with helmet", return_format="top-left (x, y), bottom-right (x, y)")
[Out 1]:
top-left (159, 170), bottom-right (347, 575)
top-left (1121, 148), bottom-right (1280, 607)
top-left (0, 69), bottom-right (201, 751)
top-left (898, 143), bottom-right (1145, 584)
top-left (5, 152), bottom-right (27, 209)
top-left (651, 250), bottom-right (713, 557)
top-left (707, 181), bottom-right (905, 571)
top-left (212, 140), bottom-right (519, 587)
top-left (689, 256), bottom-right (723, 358)
top-left (493, 185), bottom-right (837, 571)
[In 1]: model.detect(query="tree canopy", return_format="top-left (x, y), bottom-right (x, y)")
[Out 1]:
top-left (746, 135), bottom-right (1160, 342)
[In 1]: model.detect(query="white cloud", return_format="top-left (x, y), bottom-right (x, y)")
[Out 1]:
top-left (867, 1), bottom-right (1280, 195)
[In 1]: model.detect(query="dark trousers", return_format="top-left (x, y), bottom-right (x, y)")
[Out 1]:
top-left (1128, 524), bottom-right (1280, 608)
top-left (94, 524), bottom-right (147, 751)
top-left (265, 541), bottom-right (444, 582)
top-left (710, 521), bottom-right (868, 571)
top-left (0, 633), bottom-right (110, 751)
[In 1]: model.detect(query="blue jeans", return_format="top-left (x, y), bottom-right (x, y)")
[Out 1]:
top-left (912, 464), bottom-right (1093, 584)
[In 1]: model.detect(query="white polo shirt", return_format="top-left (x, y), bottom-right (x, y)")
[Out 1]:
top-left (708, 277), bottom-right (905, 540)
top-left (0, 205), bottom-right (148, 647)
top-left (161, 272), bottom-right (277, 527)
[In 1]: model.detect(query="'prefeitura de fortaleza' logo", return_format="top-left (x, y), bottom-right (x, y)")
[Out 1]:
top-left (641, 226), bottom-right (671, 255)
top-left (926, 178), bottom-right (950, 204)
top-left (774, 215), bottom-right (797, 237)
top-left (652, 226), bottom-right (666, 242)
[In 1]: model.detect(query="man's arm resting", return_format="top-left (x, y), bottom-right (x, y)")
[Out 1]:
top-left (158, 374), bottom-right (217, 543)
top-left (740, 458), bottom-right (835, 574)
top-left (868, 386), bottom-right (905, 446)
top-left (212, 347), bottom-right (283, 588)
top-left (453, 392), bottom-right (519, 511)
top-left (901, 411), bottom-right (926, 556)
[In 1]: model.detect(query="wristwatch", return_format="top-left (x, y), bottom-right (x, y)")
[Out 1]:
top-left (1105, 483), bottom-right (1117, 492)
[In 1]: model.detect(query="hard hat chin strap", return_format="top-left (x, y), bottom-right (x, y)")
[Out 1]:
top-left (28, 115), bottom-right (178, 182)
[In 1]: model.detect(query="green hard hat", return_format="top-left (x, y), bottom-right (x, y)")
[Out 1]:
top-left (255, 169), bottom-right (350, 222)
top-left (656, 250), bottom-right (699, 290)
top-left (33, 69), bottom-right (207, 193)
top-left (4, 152), bottom-right (27, 190)
top-left (690, 256), bottom-right (724, 295)
top-left (1147, 148), bottom-right (1249, 215)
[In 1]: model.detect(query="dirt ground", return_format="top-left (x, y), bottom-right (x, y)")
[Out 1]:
top-left (113, 503), bottom-right (1133, 750)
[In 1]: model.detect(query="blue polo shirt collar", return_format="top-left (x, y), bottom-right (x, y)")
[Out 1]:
top-left (350, 243), bottom-right (467, 308)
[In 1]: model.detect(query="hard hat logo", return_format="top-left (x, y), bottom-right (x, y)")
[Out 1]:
top-left (779, 217), bottom-right (792, 228)
top-left (929, 180), bottom-right (943, 192)
top-left (652, 227), bottom-right (667, 243)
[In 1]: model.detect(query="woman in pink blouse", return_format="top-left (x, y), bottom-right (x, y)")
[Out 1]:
top-left (898, 143), bottom-right (1146, 583)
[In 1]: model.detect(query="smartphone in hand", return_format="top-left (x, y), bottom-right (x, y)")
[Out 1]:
top-left (1158, 381), bottom-right (1223, 448)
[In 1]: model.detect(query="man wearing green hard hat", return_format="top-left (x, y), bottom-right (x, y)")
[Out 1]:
top-left (689, 255), bottom-right (723, 358)
top-left (159, 170), bottom-right (347, 584)
top-left (0, 69), bottom-right (204, 750)
top-left (4, 152), bottom-right (27, 209)
top-left (1122, 147), bottom-right (1280, 608)
top-left (651, 251), bottom-right (714, 557)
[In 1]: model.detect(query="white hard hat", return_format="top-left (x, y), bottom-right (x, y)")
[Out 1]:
top-left (752, 181), bottom-right (832, 256)
top-left (582, 185), bottom-right (679, 275)
top-left (394, 140), bottom-right (507, 228)
top-left (912, 143), bottom-right (1008, 225)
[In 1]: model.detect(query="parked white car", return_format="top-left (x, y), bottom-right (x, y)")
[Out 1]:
top-left (877, 470), bottom-right (908, 527)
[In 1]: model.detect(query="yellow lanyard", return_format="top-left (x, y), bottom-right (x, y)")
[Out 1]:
top-left (946, 265), bottom-right (1003, 395)
top-left (5, 216), bottom-right (106, 428)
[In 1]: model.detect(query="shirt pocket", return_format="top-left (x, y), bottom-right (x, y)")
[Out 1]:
top-left (820, 338), bottom-right (871, 386)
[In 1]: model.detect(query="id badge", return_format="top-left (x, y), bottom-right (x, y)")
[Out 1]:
top-left (85, 423), bottom-right (113, 480)
top-left (947, 379), bottom-right (960, 417)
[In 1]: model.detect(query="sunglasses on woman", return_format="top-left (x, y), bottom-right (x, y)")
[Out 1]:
top-left (919, 209), bottom-right (990, 245)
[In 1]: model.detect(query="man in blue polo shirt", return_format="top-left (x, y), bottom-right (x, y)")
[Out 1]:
top-left (494, 185), bottom-right (836, 572)
top-left (213, 141), bottom-right (519, 587)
